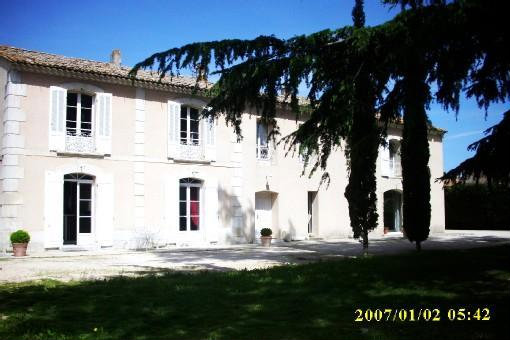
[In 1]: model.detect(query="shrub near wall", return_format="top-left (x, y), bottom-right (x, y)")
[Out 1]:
top-left (445, 184), bottom-right (510, 230)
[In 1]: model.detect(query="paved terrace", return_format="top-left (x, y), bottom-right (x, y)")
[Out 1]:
top-left (0, 230), bottom-right (509, 283)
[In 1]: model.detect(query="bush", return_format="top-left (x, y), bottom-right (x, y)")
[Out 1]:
top-left (260, 228), bottom-right (272, 237)
top-left (10, 230), bottom-right (31, 244)
top-left (445, 184), bottom-right (510, 230)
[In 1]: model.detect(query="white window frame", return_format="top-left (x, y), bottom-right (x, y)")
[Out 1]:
top-left (66, 92), bottom-right (94, 137)
top-left (388, 139), bottom-right (402, 177)
top-left (256, 120), bottom-right (271, 160)
top-left (180, 106), bottom-right (201, 146)
top-left (179, 179), bottom-right (202, 232)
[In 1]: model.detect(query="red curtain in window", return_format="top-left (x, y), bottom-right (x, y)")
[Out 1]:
top-left (190, 201), bottom-right (199, 226)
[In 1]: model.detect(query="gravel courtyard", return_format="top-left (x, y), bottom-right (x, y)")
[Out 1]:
top-left (1, 230), bottom-right (509, 283)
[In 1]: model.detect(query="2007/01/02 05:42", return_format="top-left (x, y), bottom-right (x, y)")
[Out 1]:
top-left (354, 308), bottom-right (491, 322)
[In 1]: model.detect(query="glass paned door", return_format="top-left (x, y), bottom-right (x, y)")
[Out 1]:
top-left (79, 182), bottom-right (92, 233)
top-left (63, 174), bottom-right (94, 246)
top-left (63, 181), bottom-right (77, 244)
top-left (179, 179), bottom-right (201, 232)
top-left (177, 178), bottom-right (204, 244)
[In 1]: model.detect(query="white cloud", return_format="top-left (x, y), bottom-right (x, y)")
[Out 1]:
top-left (444, 130), bottom-right (484, 140)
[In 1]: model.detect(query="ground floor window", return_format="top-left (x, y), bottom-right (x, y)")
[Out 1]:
top-left (179, 178), bottom-right (202, 231)
top-left (63, 173), bottom-right (94, 245)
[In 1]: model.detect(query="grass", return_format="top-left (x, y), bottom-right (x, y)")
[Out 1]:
top-left (0, 246), bottom-right (509, 340)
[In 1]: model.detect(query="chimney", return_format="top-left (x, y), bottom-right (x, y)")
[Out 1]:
top-left (110, 49), bottom-right (121, 67)
top-left (195, 64), bottom-right (207, 84)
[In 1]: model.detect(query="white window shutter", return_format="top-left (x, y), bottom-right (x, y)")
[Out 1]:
top-left (95, 93), bottom-right (112, 155)
top-left (96, 175), bottom-right (114, 247)
top-left (380, 140), bottom-right (390, 177)
top-left (49, 86), bottom-right (66, 151)
top-left (164, 174), bottom-right (180, 244)
top-left (44, 171), bottom-right (63, 248)
top-left (204, 177), bottom-right (219, 243)
top-left (203, 116), bottom-right (216, 161)
top-left (167, 101), bottom-right (180, 159)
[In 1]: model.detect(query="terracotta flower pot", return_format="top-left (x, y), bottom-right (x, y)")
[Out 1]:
top-left (12, 243), bottom-right (28, 257)
top-left (260, 236), bottom-right (272, 247)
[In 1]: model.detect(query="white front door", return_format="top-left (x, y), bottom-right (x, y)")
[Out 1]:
top-left (255, 192), bottom-right (272, 241)
top-left (63, 174), bottom-right (95, 247)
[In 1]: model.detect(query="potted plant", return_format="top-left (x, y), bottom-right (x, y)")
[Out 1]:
top-left (260, 228), bottom-right (272, 247)
top-left (10, 230), bottom-right (30, 257)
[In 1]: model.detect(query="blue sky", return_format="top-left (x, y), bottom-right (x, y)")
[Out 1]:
top-left (1, 0), bottom-right (506, 171)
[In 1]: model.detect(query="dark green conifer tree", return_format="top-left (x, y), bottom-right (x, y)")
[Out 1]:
top-left (344, 0), bottom-right (380, 250)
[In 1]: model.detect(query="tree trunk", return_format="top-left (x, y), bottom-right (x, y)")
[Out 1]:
top-left (362, 230), bottom-right (369, 249)
top-left (362, 230), bottom-right (369, 256)
top-left (416, 241), bottom-right (421, 251)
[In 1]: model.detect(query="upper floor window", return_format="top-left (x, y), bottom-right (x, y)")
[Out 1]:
top-left (389, 139), bottom-right (402, 177)
top-left (256, 121), bottom-right (270, 160)
top-left (167, 100), bottom-right (216, 162)
top-left (66, 92), bottom-right (93, 137)
top-left (49, 85), bottom-right (111, 155)
top-left (180, 106), bottom-right (200, 145)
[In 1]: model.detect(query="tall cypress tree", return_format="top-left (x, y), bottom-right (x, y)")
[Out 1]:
top-left (344, 0), bottom-right (380, 250)
top-left (388, 5), bottom-right (433, 251)
top-left (401, 61), bottom-right (431, 251)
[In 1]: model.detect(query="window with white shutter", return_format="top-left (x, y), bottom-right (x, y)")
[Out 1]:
top-left (256, 121), bottom-right (271, 160)
top-left (49, 85), bottom-right (111, 155)
top-left (204, 115), bottom-right (216, 161)
top-left (95, 93), bottom-right (112, 155)
top-left (49, 86), bottom-right (67, 151)
top-left (388, 139), bottom-right (402, 177)
top-left (167, 100), bottom-right (181, 159)
top-left (380, 140), bottom-right (390, 177)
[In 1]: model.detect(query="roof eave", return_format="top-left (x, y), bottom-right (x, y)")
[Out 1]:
top-left (10, 61), bottom-right (211, 96)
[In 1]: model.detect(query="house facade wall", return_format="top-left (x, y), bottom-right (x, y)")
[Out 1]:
top-left (0, 68), bottom-right (445, 252)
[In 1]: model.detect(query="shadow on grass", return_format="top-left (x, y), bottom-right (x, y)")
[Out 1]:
top-left (0, 246), bottom-right (509, 340)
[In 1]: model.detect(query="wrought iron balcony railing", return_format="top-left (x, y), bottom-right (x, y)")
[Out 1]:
top-left (178, 142), bottom-right (205, 161)
top-left (256, 144), bottom-right (271, 160)
top-left (65, 132), bottom-right (95, 153)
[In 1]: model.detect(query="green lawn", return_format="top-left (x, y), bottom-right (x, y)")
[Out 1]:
top-left (1, 246), bottom-right (509, 340)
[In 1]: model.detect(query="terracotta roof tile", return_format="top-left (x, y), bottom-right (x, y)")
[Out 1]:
top-left (0, 45), bottom-right (210, 89)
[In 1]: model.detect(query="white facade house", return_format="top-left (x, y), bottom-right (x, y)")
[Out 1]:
top-left (0, 46), bottom-right (446, 252)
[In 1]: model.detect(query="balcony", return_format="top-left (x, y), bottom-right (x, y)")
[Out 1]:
top-left (178, 141), bottom-right (205, 161)
top-left (65, 132), bottom-right (95, 153)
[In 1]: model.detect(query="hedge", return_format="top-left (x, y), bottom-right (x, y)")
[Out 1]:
top-left (445, 184), bottom-right (510, 230)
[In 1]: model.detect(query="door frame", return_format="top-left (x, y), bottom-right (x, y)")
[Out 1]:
top-left (383, 190), bottom-right (403, 232)
top-left (307, 191), bottom-right (318, 235)
top-left (177, 178), bottom-right (205, 244)
top-left (63, 174), bottom-right (95, 246)
top-left (255, 191), bottom-right (274, 242)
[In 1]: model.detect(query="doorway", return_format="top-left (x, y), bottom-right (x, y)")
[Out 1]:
top-left (178, 178), bottom-right (204, 243)
top-left (255, 191), bottom-right (274, 241)
top-left (63, 173), bottom-right (94, 245)
top-left (307, 191), bottom-right (317, 235)
top-left (383, 190), bottom-right (403, 232)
